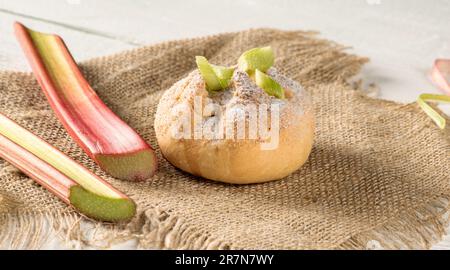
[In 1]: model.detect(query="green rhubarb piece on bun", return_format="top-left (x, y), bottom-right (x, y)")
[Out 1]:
top-left (255, 69), bottom-right (285, 99)
top-left (195, 56), bottom-right (234, 91)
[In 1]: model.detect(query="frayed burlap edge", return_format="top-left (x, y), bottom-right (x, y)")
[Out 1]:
top-left (339, 106), bottom-right (450, 250)
top-left (1, 28), bottom-right (449, 250)
top-left (2, 193), bottom-right (449, 250)
top-left (339, 196), bottom-right (450, 250)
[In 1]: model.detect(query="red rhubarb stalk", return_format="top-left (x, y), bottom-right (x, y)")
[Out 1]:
top-left (0, 113), bottom-right (136, 222)
top-left (14, 22), bottom-right (157, 181)
top-left (431, 59), bottom-right (450, 95)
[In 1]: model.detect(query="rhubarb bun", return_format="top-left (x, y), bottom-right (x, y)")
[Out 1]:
top-left (154, 68), bottom-right (314, 184)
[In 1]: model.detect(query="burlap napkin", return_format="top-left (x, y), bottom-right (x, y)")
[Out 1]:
top-left (1, 29), bottom-right (449, 250)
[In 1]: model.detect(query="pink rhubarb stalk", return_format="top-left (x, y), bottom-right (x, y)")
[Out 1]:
top-left (14, 22), bottom-right (157, 181)
top-left (0, 113), bottom-right (136, 222)
top-left (430, 59), bottom-right (450, 95)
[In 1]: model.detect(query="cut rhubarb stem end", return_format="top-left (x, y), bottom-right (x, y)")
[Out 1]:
top-left (69, 185), bottom-right (136, 222)
top-left (96, 149), bottom-right (157, 182)
top-left (0, 113), bottom-right (136, 222)
top-left (14, 22), bottom-right (157, 181)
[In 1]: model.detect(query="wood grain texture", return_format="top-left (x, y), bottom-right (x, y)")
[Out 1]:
top-left (0, 0), bottom-right (449, 250)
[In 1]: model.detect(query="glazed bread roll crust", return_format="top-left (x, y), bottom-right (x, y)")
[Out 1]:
top-left (155, 68), bottom-right (314, 184)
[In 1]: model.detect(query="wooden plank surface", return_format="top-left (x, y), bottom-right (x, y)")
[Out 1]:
top-left (0, 0), bottom-right (449, 249)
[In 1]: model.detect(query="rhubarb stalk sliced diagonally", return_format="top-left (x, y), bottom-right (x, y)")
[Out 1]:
top-left (417, 94), bottom-right (450, 129)
top-left (0, 113), bottom-right (136, 222)
top-left (14, 22), bottom-right (157, 181)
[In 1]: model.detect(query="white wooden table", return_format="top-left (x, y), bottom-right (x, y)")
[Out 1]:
top-left (0, 0), bottom-right (449, 250)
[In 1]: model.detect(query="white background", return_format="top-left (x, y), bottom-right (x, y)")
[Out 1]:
top-left (0, 0), bottom-right (449, 249)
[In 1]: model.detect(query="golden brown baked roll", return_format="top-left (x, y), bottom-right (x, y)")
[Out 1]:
top-left (155, 67), bottom-right (314, 184)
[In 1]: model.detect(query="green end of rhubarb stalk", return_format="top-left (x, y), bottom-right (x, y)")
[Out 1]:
top-left (255, 69), bottom-right (285, 99)
top-left (69, 185), bottom-right (136, 222)
top-left (238, 46), bottom-right (274, 74)
top-left (96, 149), bottom-right (157, 182)
top-left (195, 56), bottom-right (234, 91)
top-left (417, 93), bottom-right (450, 129)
